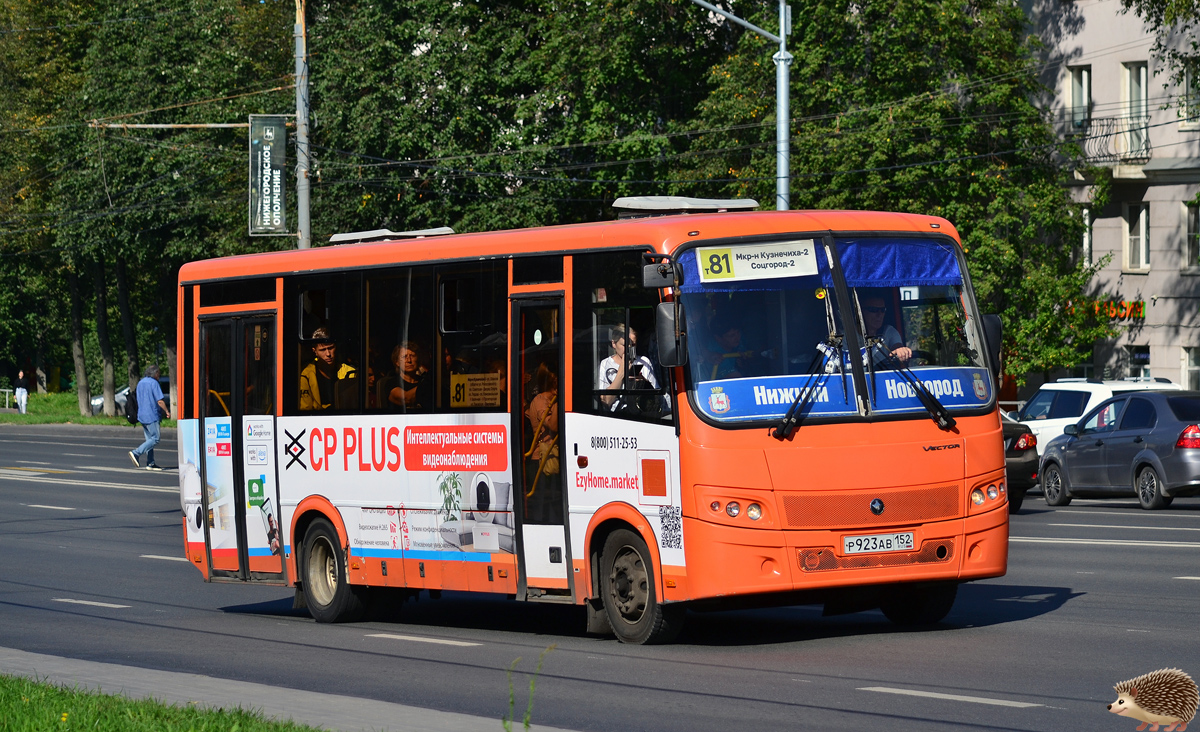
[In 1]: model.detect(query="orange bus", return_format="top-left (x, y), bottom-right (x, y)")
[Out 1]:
top-left (176, 197), bottom-right (1008, 644)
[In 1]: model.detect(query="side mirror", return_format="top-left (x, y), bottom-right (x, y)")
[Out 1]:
top-left (643, 261), bottom-right (678, 289)
top-left (1007, 410), bottom-right (1020, 421)
top-left (981, 314), bottom-right (1002, 376)
top-left (1064, 424), bottom-right (1079, 436)
top-left (655, 301), bottom-right (687, 368)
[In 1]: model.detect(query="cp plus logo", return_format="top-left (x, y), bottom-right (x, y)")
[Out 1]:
top-left (284, 429), bottom-right (307, 470)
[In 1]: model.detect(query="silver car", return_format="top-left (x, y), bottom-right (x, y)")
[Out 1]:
top-left (1039, 391), bottom-right (1200, 509)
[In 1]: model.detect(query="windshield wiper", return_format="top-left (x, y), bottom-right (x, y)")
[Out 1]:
top-left (866, 340), bottom-right (957, 431)
top-left (773, 336), bottom-right (842, 440)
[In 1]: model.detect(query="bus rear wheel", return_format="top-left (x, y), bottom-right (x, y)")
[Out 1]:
top-left (880, 582), bottom-right (958, 626)
top-left (600, 529), bottom-right (683, 645)
top-left (302, 518), bottom-right (365, 623)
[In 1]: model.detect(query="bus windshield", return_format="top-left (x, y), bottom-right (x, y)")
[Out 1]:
top-left (678, 236), bottom-right (992, 424)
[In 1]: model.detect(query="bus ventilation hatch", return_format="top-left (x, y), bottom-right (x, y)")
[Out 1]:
top-left (780, 486), bottom-right (959, 530)
top-left (798, 539), bottom-right (956, 573)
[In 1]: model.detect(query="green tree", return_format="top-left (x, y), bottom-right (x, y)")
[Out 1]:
top-left (686, 0), bottom-right (1112, 381)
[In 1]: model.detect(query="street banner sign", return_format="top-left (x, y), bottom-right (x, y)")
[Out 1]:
top-left (248, 115), bottom-right (288, 236)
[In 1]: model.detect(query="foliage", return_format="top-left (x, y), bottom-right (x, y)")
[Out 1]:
top-left (502, 645), bottom-right (556, 732)
top-left (0, 673), bottom-right (320, 730)
top-left (687, 0), bottom-right (1113, 381)
top-left (1, 0), bottom-right (1113, 385)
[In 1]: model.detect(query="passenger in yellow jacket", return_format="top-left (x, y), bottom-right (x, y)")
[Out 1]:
top-left (299, 327), bottom-right (357, 410)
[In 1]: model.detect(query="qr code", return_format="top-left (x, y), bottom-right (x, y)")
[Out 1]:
top-left (659, 505), bottom-right (682, 549)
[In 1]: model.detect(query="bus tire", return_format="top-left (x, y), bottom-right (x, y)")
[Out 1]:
top-left (301, 517), bottom-right (365, 623)
top-left (880, 582), bottom-right (957, 626)
top-left (599, 529), bottom-right (683, 645)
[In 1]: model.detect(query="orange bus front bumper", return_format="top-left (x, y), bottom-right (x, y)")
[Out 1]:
top-left (677, 504), bottom-right (1008, 602)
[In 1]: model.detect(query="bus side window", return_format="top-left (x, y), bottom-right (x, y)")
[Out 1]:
top-left (573, 251), bottom-right (670, 423)
top-left (438, 261), bottom-right (507, 412)
top-left (288, 276), bottom-right (361, 414)
top-left (366, 267), bottom-right (435, 412)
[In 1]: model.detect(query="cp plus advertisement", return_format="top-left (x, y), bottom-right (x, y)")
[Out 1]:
top-left (276, 414), bottom-right (514, 561)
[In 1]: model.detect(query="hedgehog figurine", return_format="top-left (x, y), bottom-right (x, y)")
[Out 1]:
top-left (1108, 668), bottom-right (1199, 731)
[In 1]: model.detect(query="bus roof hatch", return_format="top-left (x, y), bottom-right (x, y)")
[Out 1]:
top-left (328, 226), bottom-right (456, 244)
top-left (611, 196), bottom-right (759, 219)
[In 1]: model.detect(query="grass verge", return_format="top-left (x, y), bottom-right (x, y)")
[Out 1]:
top-left (0, 674), bottom-right (321, 731)
top-left (0, 392), bottom-right (174, 428)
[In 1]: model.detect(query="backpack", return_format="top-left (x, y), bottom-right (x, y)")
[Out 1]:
top-left (124, 386), bottom-right (139, 424)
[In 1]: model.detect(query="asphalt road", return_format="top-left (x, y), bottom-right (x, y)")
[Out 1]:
top-left (2, 423), bottom-right (1198, 732)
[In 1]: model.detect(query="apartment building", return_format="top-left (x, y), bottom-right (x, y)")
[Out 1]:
top-left (1029, 0), bottom-right (1200, 390)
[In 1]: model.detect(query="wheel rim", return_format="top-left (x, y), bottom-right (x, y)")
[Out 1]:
top-left (608, 543), bottom-right (649, 625)
top-left (1138, 470), bottom-right (1158, 504)
top-left (307, 536), bottom-right (338, 608)
top-left (1044, 468), bottom-right (1061, 501)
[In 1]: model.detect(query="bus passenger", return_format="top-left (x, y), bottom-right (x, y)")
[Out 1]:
top-left (599, 324), bottom-right (659, 409)
top-left (299, 327), bottom-right (357, 410)
top-left (387, 341), bottom-right (433, 411)
top-left (861, 295), bottom-right (911, 364)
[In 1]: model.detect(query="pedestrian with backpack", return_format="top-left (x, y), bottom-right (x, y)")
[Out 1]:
top-left (128, 365), bottom-right (168, 471)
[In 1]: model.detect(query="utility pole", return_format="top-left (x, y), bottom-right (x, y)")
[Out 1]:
top-left (688, 0), bottom-right (791, 210)
top-left (294, 0), bottom-right (311, 249)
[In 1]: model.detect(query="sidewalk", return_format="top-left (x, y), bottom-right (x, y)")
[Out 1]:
top-left (0, 646), bottom-right (575, 732)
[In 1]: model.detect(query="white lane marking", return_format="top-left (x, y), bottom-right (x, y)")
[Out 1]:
top-left (1053, 509), bottom-right (1200, 519)
top-left (1049, 523), bottom-right (1200, 532)
top-left (366, 633), bottom-right (482, 647)
top-left (0, 468), bottom-right (44, 477)
top-left (141, 554), bottom-right (189, 562)
top-left (15, 460), bottom-right (52, 465)
top-left (26, 504), bottom-right (75, 511)
top-left (62, 453), bottom-right (92, 457)
top-left (1011, 537), bottom-right (1200, 548)
top-left (0, 474), bottom-right (175, 494)
top-left (859, 687), bottom-right (1041, 708)
top-left (53, 598), bottom-right (131, 609)
top-left (1175, 576), bottom-right (1200, 580)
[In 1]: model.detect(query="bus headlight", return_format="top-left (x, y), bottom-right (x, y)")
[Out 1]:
top-left (746, 503), bottom-right (762, 521)
top-left (970, 488), bottom-right (985, 506)
top-left (726, 501), bottom-right (741, 518)
top-left (710, 501), bottom-right (721, 512)
top-left (987, 485), bottom-right (999, 501)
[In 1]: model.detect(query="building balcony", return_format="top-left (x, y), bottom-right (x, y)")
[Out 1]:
top-left (1069, 115), bottom-right (1152, 166)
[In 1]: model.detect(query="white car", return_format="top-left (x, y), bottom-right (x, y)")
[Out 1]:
top-left (1011, 378), bottom-right (1183, 456)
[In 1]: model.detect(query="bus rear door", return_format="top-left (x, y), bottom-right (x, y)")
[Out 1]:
top-left (199, 314), bottom-right (287, 584)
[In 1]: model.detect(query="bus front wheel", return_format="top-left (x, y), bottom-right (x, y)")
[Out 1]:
top-left (880, 582), bottom-right (957, 626)
top-left (301, 517), bottom-right (365, 623)
top-left (600, 529), bottom-right (684, 645)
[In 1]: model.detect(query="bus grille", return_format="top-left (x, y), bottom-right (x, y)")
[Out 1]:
top-left (798, 539), bottom-right (956, 572)
top-left (779, 485), bottom-right (959, 530)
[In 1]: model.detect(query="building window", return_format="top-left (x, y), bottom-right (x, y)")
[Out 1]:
top-left (1127, 345), bottom-right (1151, 379)
top-left (1186, 347), bottom-right (1200, 390)
top-left (1186, 203), bottom-right (1200, 270)
top-left (1184, 64), bottom-right (1200, 125)
top-left (1070, 66), bottom-right (1092, 130)
top-left (1123, 62), bottom-right (1149, 157)
top-left (1081, 206), bottom-right (1092, 266)
top-left (1125, 202), bottom-right (1150, 270)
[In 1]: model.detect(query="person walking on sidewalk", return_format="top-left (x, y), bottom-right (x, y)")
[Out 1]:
top-left (14, 370), bottom-right (29, 415)
top-left (128, 365), bottom-right (168, 471)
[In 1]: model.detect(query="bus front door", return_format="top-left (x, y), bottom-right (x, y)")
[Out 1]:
top-left (199, 315), bottom-right (286, 583)
top-left (512, 299), bottom-right (574, 600)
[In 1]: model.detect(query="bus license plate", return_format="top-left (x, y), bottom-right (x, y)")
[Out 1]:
top-left (843, 532), bottom-right (914, 555)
